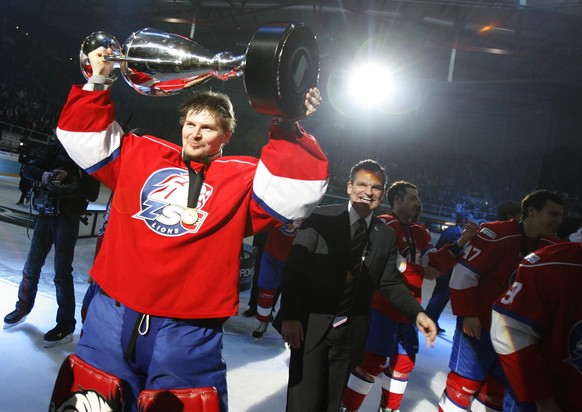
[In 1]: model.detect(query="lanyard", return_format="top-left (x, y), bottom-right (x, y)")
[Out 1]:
top-left (181, 159), bottom-right (208, 225)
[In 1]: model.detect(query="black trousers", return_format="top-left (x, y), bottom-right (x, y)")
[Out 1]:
top-left (286, 323), bottom-right (352, 412)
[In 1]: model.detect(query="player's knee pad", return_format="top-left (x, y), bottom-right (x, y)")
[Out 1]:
top-left (137, 387), bottom-right (220, 412)
top-left (387, 353), bottom-right (415, 377)
top-left (346, 365), bottom-right (376, 392)
top-left (343, 351), bottom-right (385, 410)
top-left (472, 376), bottom-right (504, 412)
top-left (359, 350), bottom-right (387, 378)
top-left (382, 354), bottom-right (415, 399)
top-left (50, 354), bottom-right (125, 412)
top-left (439, 371), bottom-right (482, 412)
top-left (256, 289), bottom-right (276, 321)
top-left (343, 368), bottom-right (376, 410)
top-left (257, 289), bottom-right (275, 305)
top-left (257, 289), bottom-right (275, 300)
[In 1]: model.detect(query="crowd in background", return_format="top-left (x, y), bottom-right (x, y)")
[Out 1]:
top-left (0, 19), bottom-right (76, 135)
top-left (323, 142), bottom-right (582, 220)
top-left (1, 15), bottom-right (580, 222)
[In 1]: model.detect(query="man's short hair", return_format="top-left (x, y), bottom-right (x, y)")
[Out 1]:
top-left (496, 201), bottom-right (521, 221)
top-left (520, 190), bottom-right (564, 220)
top-left (386, 181), bottom-right (417, 208)
top-left (349, 159), bottom-right (387, 190)
top-left (179, 90), bottom-right (237, 134)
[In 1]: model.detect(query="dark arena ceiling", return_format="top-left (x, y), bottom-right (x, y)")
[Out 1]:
top-left (3, 0), bottom-right (582, 153)
top-left (4, 0), bottom-right (582, 99)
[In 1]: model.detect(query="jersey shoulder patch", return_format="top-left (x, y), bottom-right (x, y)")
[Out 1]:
top-left (480, 227), bottom-right (497, 239)
top-left (523, 252), bottom-right (541, 264)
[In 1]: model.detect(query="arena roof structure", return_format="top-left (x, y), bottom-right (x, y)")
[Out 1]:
top-left (3, 1), bottom-right (582, 160)
top-left (3, 0), bottom-right (582, 105)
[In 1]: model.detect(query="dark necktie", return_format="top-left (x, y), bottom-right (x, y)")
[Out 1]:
top-left (350, 218), bottom-right (367, 269)
top-left (337, 218), bottom-right (367, 316)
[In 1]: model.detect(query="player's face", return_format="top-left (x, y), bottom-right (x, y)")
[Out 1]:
top-left (347, 170), bottom-right (384, 215)
top-left (182, 109), bottom-right (231, 162)
top-left (528, 200), bottom-right (564, 236)
top-left (396, 188), bottom-right (421, 222)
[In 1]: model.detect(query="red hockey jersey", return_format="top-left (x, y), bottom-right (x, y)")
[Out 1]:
top-left (491, 242), bottom-right (582, 410)
top-left (56, 85), bottom-right (328, 319)
top-left (450, 219), bottom-right (558, 330)
top-left (372, 213), bottom-right (459, 322)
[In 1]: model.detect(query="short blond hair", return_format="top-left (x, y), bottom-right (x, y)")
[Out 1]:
top-left (179, 90), bottom-right (236, 134)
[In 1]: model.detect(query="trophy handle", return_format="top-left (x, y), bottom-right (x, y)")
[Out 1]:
top-left (80, 31), bottom-right (123, 82)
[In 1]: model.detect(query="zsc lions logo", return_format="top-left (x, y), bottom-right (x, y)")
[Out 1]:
top-left (133, 168), bottom-right (213, 236)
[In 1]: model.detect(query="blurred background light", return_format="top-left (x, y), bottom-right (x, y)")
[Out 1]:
top-left (348, 62), bottom-right (395, 107)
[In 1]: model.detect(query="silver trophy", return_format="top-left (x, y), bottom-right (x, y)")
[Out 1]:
top-left (80, 23), bottom-right (319, 118)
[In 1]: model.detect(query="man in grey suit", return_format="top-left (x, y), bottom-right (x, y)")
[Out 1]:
top-left (278, 159), bottom-right (437, 412)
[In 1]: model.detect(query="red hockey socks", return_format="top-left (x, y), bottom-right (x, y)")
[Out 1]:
top-left (380, 354), bottom-right (415, 410)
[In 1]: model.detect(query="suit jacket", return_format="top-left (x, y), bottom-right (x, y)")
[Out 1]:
top-left (278, 202), bottom-right (423, 361)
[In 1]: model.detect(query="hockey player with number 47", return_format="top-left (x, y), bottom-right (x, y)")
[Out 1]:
top-left (341, 181), bottom-right (478, 412)
top-left (438, 190), bottom-right (564, 412)
top-left (491, 241), bottom-right (582, 412)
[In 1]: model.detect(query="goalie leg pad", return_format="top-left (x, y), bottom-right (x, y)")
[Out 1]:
top-left (50, 354), bottom-right (125, 412)
top-left (137, 387), bottom-right (220, 412)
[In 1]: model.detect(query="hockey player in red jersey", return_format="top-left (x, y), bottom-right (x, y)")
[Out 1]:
top-left (341, 181), bottom-right (478, 412)
top-left (53, 46), bottom-right (328, 412)
top-left (439, 190), bottom-right (564, 412)
top-left (491, 241), bottom-right (582, 412)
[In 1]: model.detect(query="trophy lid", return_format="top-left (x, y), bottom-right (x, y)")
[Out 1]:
top-left (244, 22), bottom-right (320, 119)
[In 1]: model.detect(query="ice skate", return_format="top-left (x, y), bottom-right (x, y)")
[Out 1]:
top-left (4, 307), bottom-right (29, 330)
top-left (252, 321), bottom-right (268, 341)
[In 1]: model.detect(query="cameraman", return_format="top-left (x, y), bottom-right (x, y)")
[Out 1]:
top-left (16, 137), bottom-right (33, 206)
top-left (3, 139), bottom-right (100, 348)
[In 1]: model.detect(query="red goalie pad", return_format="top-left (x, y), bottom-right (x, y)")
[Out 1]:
top-left (137, 387), bottom-right (219, 412)
top-left (50, 354), bottom-right (124, 411)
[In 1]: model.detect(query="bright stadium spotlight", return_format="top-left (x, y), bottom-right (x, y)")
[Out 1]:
top-left (348, 62), bottom-right (394, 107)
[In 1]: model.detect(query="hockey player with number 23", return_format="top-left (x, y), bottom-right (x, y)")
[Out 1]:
top-left (439, 190), bottom-right (564, 412)
top-left (491, 241), bottom-right (582, 412)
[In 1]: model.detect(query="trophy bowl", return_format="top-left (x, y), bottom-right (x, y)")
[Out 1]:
top-left (80, 22), bottom-right (319, 118)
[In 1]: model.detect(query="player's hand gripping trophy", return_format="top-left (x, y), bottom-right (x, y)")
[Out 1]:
top-left (80, 23), bottom-right (319, 119)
